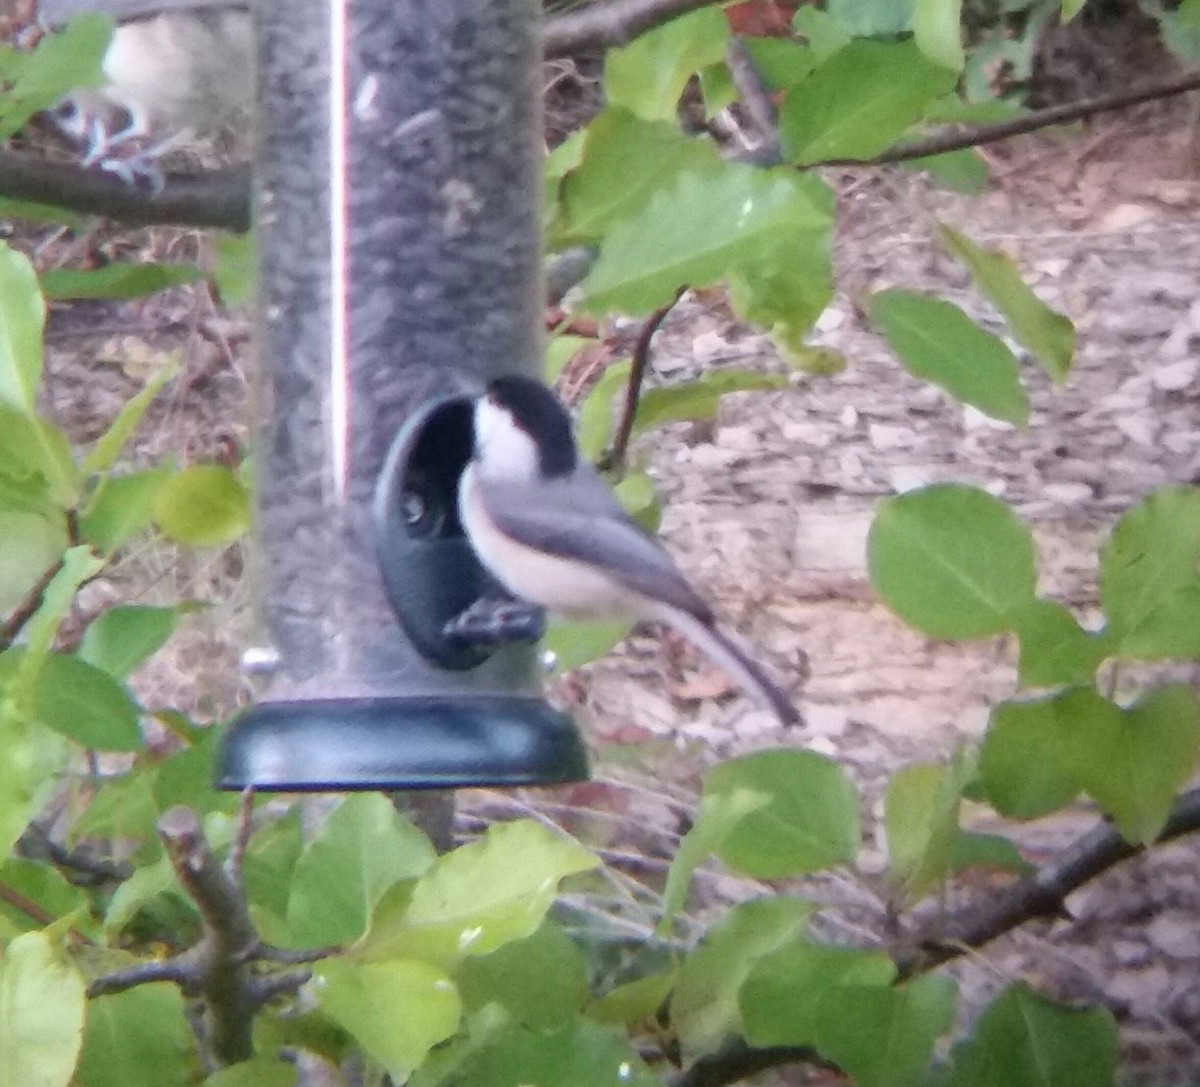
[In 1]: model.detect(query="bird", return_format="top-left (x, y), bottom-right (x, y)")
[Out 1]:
top-left (458, 374), bottom-right (801, 727)
top-left (38, 0), bottom-right (253, 185)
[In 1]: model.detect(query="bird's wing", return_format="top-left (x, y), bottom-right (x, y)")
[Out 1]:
top-left (40, 0), bottom-right (249, 28)
top-left (479, 476), bottom-right (714, 621)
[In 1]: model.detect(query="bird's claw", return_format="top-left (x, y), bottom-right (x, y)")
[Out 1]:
top-left (443, 597), bottom-right (546, 646)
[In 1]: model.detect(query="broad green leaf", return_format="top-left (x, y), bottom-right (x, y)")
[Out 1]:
top-left (79, 605), bottom-right (180, 680)
top-left (544, 334), bottom-right (592, 382)
top-left (937, 224), bottom-right (1076, 382)
top-left (1061, 0), bottom-right (1087, 20)
top-left (1099, 486), bottom-right (1200, 655)
top-left (40, 264), bottom-right (202, 302)
top-left (0, 859), bottom-right (88, 938)
top-left (0, 409), bottom-right (79, 509)
top-left (242, 807), bottom-right (305, 945)
top-left (15, 547), bottom-right (105, 677)
top-left (906, 148), bottom-right (989, 195)
top-left (816, 975), bottom-right (958, 1087)
top-left (286, 794), bottom-right (435, 948)
top-left (826, 0), bottom-right (914, 34)
top-left (588, 970), bottom-right (675, 1025)
top-left (914, 0), bottom-right (964, 71)
top-left (744, 38), bottom-right (816, 88)
top-left (582, 165), bottom-right (833, 334)
top-left (780, 40), bottom-right (956, 164)
top-left (633, 371), bottom-right (787, 436)
top-left (0, 14), bottom-right (109, 138)
top-left (456, 922), bottom-right (589, 1030)
top-left (152, 464), bottom-right (250, 548)
top-left (869, 290), bottom-right (1028, 425)
top-left (977, 690), bottom-right (1098, 819)
top-left (201, 1059), bottom-right (296, 1087)
top-left (0, 244), bottom-right (45, 414)
top-left (741, 940), bottom-right (895, 1046)
top-left (543, 619), bottom-right (631, 673)
top-left (83, 363), bottom-right (178, 474)
top-left (355, 819), bottom-right (597, 965)
top-left (698, 60), bottom-right (737, 118)
top-left (662, 787), bottom-right (769, 922)
top-left (33, 653), bottom-right (143, 751)
top-left (791, 6), bottom-right (852, 60)
top-left (945, 983), bottom-right (1117, 1087)
top-left (672, 896), bottom-right (813, 1057)
top-left (78, 984), bottom-right (192, 1087)
top-left (1058, 685), bottom-right (1200, 845)
top-left (70, 769), bottom-right (160, 851)
top-left (551, 109), bottom-right (722, 247)
top-left (213, 230), bottom-right (257, 306)
top-left (704, 749), bottom-right (860, 877)
top-left (951, 831), bottom-right (1034, 878)
top-left (0, 696), bottom-right (67, 880)
top-left (1014, 599), bottom-right (1108, 687)
top-left (79, 468), bottom-right (171, 554)
top-left (868, 484), bottom-right (1037, 639)
top-left (1116, 582), bottom-right (1200, 659)
top-left (103, 854), bottom-right (186, 936)
top-left (575, 358), bottom-right (629, 459)
top-left (613, 471), bottom-right (661, 532)
top-left (0, 931), bottom-right (86, 1087)
top-left (0, 512), bottom-right (67, 615)
top-left (885, 758), bottom-right (966, 900)
top-left (316, 958), bottom-right (460, 1082)
top-left (443, 1018), bottom-right (659, 1087)
top-left (604, 7), bottom-right (729, 121)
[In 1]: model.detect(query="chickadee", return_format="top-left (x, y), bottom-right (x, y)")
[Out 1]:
top-left (458, 375), bottom-right (800, 727)
top-left (39, 0), bottom-right (253, 180)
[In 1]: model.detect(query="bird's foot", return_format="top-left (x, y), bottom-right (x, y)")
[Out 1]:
top-left (443, 597), bottom-right (546, 646)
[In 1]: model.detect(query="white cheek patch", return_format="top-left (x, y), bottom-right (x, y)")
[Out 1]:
top-left (475, 398), bottom-right (540, 482)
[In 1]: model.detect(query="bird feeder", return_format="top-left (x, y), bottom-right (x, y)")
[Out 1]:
top-left (216, 0), bottom-right (588, 789)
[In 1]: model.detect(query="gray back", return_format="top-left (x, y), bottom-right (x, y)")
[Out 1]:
top-left (40, 0), bottom-right (249, 28)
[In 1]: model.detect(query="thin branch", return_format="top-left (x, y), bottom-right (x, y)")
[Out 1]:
top-left (544, 0), bottom-right (721, 57)
top-left (1, 560), bottom-right (62, 650)
top-left (226, 786), bottom-right (255, 890)
top-left (0, 881), bottom-right (57, 928)
top-left (0, 149), bottom-right (250, 231)
top-left (18, 825), bottom-right (133, 885)
top-left (88, 958), bottom-right (196, 999)
top-left (724, 37), bottom-right (779, 155)
top-left (159, 806), bottom-right (258, 1066)
top-left (599, 287), bottom-right (684, 474)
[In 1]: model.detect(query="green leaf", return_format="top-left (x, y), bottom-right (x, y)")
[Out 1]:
top-left (39, 263), bottom-right (202, 302)
top-left (885, 758), bottom-right (967, 900)
top-left (588, 970), bottom-right (675, 1025)
top-left (316, 958), bottom-right (461, 1081)
top-left (83, 363), bottom-right (178, 474)
top-left (950, 831), bottom-right (1034, 878)
top-left (1061, 0), bottom-right (1087, 20)
top-left (78, 984), bottom-right (193, 1087)
top-left (0, 408), bottom-right (79, 509)
top-left (0, 694), bottom-right (68, 878)
top-left (544, 334), bottom-right (591, 383)
top-left (1099, 485), bottom-right (1200, 657)
top-left (978, 691), bottom-right (1092, 819)
top-left (826, 0), bottom-right (915, 35)
top-left (1014, 599), bottom-right (1108, 687)
top-left (551, 109), bottom-right (723, 247)
top-left (703, 749), bottom-right (860, 878)
top-left (945, 983), bottom-right (1117, 1087)
top-left (79, 469), bottom-right (171, 554)
top-left (869, 290), bottom-right (1028, 425)
top-left (816, 974), bottom-right (958, 1087)
top-left (780, 40), bottom-right (956, 164)
top-left (743, 38), bottom-right (816, 89)
top-left (543, 619), bottom-right (632, 673)
top-left (0, 859), bottom-right (88, 938)
top-left (0, 243), bottom-right (45, 415)
top-left (0, 931), bottom-right (86, 1087)
top-left (914, 0), bottom-right (964, 71)
top-left (151, 725), bottom-right (229, 818)
top-left (906, 148), bottom-right (989, 195)
top-left (0, 512), bottom-right (67, 614)
top-left (613, 471), bottom-right (661, 533)
top-left (575, 359), bottom-right (630, 460)
top-left (582, 164), bottom-right (833, 338)
top-left (286, 794), bottom-right (435, 948)
top-left (16, 547), bottom-right (105, 677)
top-left (936, 224), bottom-right (1076, 382)
top-left (741, 940), bottom-right (895, 1046)
top-left (103, 854), bottom-right (187, 937)
top-left (633, 371), bottom-right (788, 436)
top-left (791, 7), bottom-right (852, 61)
top-left (604, 6), bottom-right (729, 121)
top-left (33, 653), bottom-right (143, 751)
top-left (456, 922), bottom-right (589, 1030)
top-left (201, 1059), bottom-right (296, 1087)
top-left (868, 484), bottom-right (1037, 639)
top-left (79, 605), bottom-right (180, 680)
top-left (213, 230), bottom-right (257, 306)
top-left (355, 819), bottom-right (597, 966)
top-left (672, 896), bottom-right (813, 1058)
top-left (152, 464), bottom-right (250, 548)
top-left (1059, 685), bottom-right (1200, 845)
top-left (242, 808), bottom-right (305, 945)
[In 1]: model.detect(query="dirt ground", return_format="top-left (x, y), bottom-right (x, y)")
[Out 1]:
top-left (29, 101), bottom-right (1200, 1082)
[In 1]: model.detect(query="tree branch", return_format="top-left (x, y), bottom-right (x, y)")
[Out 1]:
top-left (88, 958), bottom-right (196, 999)
top-left (544, 0), bottom-right (720, 57)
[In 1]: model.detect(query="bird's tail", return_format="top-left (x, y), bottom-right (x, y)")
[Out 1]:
top-left (654, 606), bottom-right (801, 727)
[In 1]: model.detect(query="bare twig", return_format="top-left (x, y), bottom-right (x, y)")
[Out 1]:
top-left (544, 0), bottom-right (720, 57)
top-left (724, 37), bottom-right (779, 155)
top-left (253, 944), bottom-right (340, 965)
top-left (18, 824), bottom-right (133, 885)
top-left (227, 786), bottom-right (255, 890)
top-left (88, 958), bottom-right (196, 999)
top-left (1, 561), bottom-right (62, 650)
top-left (600, 287), bottom-right (684, 474)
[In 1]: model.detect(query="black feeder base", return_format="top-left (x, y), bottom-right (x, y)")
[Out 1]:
top-left (215, 696), bottom-right (589, 791)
